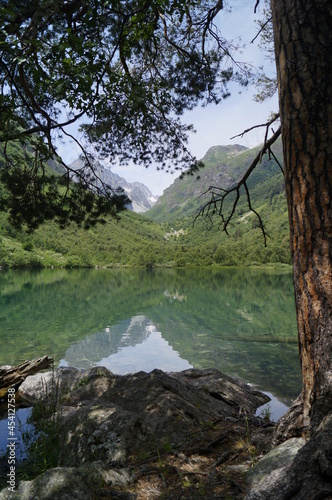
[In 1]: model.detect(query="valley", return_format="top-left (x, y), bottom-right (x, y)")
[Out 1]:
top-left (0, 140), bottom-right (290, 268)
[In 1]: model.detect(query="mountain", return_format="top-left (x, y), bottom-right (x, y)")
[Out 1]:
top-left (0, 139), bottom-right (291, 269)
top-left (146, 141), bottom-right (284, 223)
top-left (69, 158), bottom-right (158, 213)
top-left (144, 138), bottom-right (291, 266)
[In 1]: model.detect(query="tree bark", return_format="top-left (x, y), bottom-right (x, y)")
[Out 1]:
top-left (271, 0), bottom-right (332, 438)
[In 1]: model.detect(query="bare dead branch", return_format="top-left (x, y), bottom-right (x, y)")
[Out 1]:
top-left (250, 17), bottom-right (272, 45)
top-left (244, 182), bottom-right (270, 246)
top-left (230, 113), bottom-right (280, 140)
top-left (195, 125), bottom-right (282, 244)
top-left (232, 126), bottom-right (281, 187)
top-left (269, 147), bottom-right (284, 174)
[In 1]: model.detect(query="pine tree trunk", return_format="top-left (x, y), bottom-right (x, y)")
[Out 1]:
top-left (271, 0), bottom-right (332, 438)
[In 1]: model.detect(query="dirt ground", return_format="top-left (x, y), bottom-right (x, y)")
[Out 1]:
top-left (102, 416), bottom-right (274, 499)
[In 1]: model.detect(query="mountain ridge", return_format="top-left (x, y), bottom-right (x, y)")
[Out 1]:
top-left (69, 157), bottom-right (158, 213)
top-left (146, 140), bottom-right (284, 223)
top-left (0, 139), bottom-right (291, 269)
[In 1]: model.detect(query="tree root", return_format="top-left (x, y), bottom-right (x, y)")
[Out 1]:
top-left (272, 394), bottom-right (308, 447)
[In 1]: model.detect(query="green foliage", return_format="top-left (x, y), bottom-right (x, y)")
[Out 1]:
top-left (258, 404), bottom-right (273, 423)
top-left (145, 139), bottom-right (291, 267)
top-left (0, 202), bottom-right (290, 269)
top-left (0, 142), bottom-right (130, 231)
top-left (0, 0), bottom-right (250, 228)
top-left (0, 137), bottom-right (291, 269)
top-left (147, 140), bottom-right (285, 224)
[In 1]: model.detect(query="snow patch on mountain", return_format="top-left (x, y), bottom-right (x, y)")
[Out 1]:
top-left (69, 158), bottom-right (159, 213)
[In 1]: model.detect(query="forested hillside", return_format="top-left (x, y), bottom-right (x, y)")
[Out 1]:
top-left (146, 139), bottom-right (291, 265)
top-left (148, 140), bottom-right (284, 222)
top-left (0, 140), bottom-right (291, 268)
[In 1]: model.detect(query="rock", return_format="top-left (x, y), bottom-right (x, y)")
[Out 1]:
top-left (172, 368), bottom-right (270, 414)
top-left (1, 366), bottom-right (271, 499)
top-left (0, 462), bottom-right (135, 500)
top-left (60, 368), bottom-right (269, 466)
top-left (18, 367), bottom-right (86, 403)
top-left (19, 367), bottom-right (270, 467)
top-left (246, 437), bottom-right (306, 490)
top-left (245, 412), bottom-right (332, 499)
top-left (7, 366), bottom-right (332, 499)
top-left (250, 427), bottom-right (275, 455)
top-left (0, 467), bottom-right (92, 500)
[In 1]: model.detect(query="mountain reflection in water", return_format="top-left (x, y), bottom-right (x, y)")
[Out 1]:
top-left (62, 315), bottom-right (192, 374)
top-left (0, 268), bottom-right (301, 416)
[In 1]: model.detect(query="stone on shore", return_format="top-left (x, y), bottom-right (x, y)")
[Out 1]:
top-left (18, 366), bottom-right (269, 467)
top-left (245, 413), bottom-right (332, 499)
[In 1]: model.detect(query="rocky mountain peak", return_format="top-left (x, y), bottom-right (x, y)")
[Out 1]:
top-left (69, 158), bottom-right (158, 213)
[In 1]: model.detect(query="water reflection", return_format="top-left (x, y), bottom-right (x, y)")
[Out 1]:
top-left (256, 393), bottom-right (289, 422)
top-left (0, 408), bottom-right (33, 459)
top-left (62, 315), bottom-right (192, 373)
top-left (97, 329), bottom-right (192, 374)
top-left (0, 268), bottom-right (301, 409)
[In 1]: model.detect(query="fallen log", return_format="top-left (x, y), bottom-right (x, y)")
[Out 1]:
top-left (0, 355), bottom-right (53, 399)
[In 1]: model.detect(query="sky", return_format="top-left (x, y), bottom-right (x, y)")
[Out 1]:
top-left (58, 0), bottom-right (278, 196)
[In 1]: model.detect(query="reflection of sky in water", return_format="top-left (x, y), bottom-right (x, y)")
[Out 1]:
top-left (59, 314), bottom-right (290, 421)
top-left (96, 329), bottom-right (192, 375)
top-left (255, 392), bottom-right (289, 422)
top-left (60, 315), bottom-right (192, 374)
top-left (0, 407), bottom-right (33, 460)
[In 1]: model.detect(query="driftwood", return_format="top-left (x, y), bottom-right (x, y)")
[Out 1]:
top-left (0, 355), bottom-right (53, 399)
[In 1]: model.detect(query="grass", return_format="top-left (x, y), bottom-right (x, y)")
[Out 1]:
top-left (15, 369), bottom-right (63, 484)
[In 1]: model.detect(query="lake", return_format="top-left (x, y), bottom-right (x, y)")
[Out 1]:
top-left (0, 267), bottom-right (301, 418)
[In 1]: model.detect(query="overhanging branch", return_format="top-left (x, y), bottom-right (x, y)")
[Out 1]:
top-left (195, 125), bottom-right (282, 245)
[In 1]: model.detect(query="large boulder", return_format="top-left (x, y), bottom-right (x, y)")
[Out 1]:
top-left (0, 461), bottom-right (135, 500)
top-left (18, 367), bottom-right (269, 466)
top-left (245, 412), bottom-right (332, 499)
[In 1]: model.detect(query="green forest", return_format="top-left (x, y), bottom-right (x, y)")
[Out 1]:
top-left (0, 141), bottom-right (290, 269)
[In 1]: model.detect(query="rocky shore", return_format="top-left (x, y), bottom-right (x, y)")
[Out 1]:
top-left (0, 366), bottom-right (331, 499)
